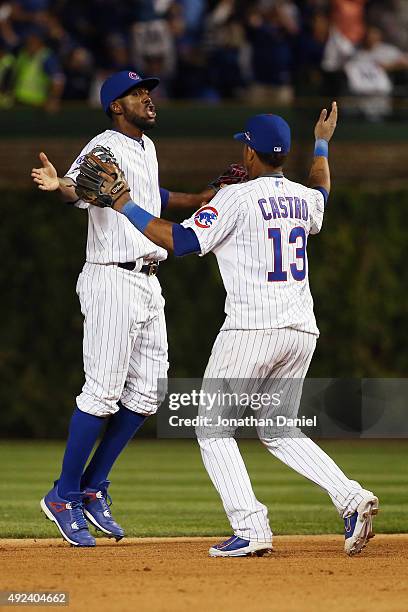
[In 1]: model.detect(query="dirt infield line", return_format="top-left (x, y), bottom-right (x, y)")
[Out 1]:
top-left (1, 532), bottom-right (408, 548)
top-left (1, 535), bottom-right (407, 612)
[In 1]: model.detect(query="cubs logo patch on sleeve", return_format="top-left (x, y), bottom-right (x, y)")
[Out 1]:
top-left (194, 206), bottom-right (218, 229)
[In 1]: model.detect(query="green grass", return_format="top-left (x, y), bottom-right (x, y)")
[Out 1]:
top-left (1, 440), bottom-right (407, 538)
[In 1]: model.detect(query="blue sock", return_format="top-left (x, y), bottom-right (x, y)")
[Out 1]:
top-left (57, 407), bottom-right (105, 499)
top-left (81, 403), bottom-right (147, 489)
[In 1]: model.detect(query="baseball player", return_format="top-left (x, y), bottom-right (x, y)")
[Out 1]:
top-left (104, 102), bottom-right (379, 557)
top-left (31, 70), bottom-right (216, 547)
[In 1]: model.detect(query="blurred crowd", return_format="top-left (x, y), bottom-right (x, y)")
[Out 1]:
top-left (1, 0), bottom-right (408, 119)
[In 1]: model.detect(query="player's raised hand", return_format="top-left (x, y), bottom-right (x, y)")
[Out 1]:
top-left (31, 152), bottom-right (60, 191)
top-left (314, 101), bottom-right (338, 142)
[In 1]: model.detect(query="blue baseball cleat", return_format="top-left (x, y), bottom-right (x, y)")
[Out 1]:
top-left (40, 482), bottom-right (95, 547)
top-left (344, 493), bottom-right (379, 556)
top-left (83, 480), bottom-right (125, 541)
top-left (209, 535), bottom-right (272, 558)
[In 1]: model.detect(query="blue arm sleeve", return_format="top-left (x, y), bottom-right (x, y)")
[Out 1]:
top-left (160, 187), bottom-right (170, 211)
top-left (122, 201), bottom-right (155, 232)
top-left (314, 186), bottom-right (329, 205)
top-left (120, 200), bottom-right (200, 255)
top-left (172, 225), bottom-right (201, 257)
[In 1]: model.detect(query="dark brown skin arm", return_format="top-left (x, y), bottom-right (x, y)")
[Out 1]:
top-left (143, 217), bottom-right (175, 251)
top-left (113, 185), bottom-right (214, 250)
top-left (113, 193), bottom-right (176, 252)
top-left (166, 188), bottom-right (214, 210)
top-left (308, 101), bottom-right (338, 194)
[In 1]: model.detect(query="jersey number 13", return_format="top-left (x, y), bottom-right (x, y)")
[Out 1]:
top-left (268, 227), bottom-right (306, 282)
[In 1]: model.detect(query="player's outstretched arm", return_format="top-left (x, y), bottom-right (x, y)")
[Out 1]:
top-left (114, 191), bottom-right (177, 252)
top-left (165, 188), bottom-right (214, 210)
top-left (31, 152), bottom-right (78, 202)
top-left (111, 191), bottom-right (201, 256)
top-left (308, 101), bottom-right (338, 194)
top-left (163, 163), bottom-right (248, 210)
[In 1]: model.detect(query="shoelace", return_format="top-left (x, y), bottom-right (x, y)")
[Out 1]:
top-left (70, 501), bottom-right (88, 530)
top-left (99, 491), bottom-right (113, 516)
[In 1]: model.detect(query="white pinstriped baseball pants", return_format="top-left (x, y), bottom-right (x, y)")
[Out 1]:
top-left (76, 262), bottom-right (168, 417)
top-left (197, 328), bottom-right (367, 543)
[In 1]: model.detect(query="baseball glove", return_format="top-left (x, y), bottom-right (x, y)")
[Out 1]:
top-left (208, 163), bottom-right (248, 193)
top-left (75, 145), bottom-right (130, 208)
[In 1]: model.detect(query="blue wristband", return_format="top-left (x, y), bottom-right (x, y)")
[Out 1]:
top-left (314, 139), bottom-right (328, 158)
top-left (121, 201), bottom-right (155, 233)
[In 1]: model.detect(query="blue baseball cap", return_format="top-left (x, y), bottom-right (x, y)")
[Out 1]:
top-left (100, 70), bottom-right (160, 115)
top-left (234, 114), bottom-right (291, 154)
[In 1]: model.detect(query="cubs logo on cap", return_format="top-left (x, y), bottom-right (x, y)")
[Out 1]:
top-left (194, 206), bottom-right (218, 229)
top-left (100, 70), bottom-right (160, 115)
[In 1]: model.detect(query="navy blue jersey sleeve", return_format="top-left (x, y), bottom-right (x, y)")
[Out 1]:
top-left (160, 187), bottom-right (170, 211)
top-left (172, 224), bottom-right (201, 256)
top-left (314, 186), bottom-right (328, 205)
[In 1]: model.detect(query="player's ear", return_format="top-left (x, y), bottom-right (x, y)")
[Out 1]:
top-left (110, 101), bottom-right (122, 116)
top-left (248, 147), bottom-right (256, 162)
top-left (243, 145), bottom-right (255, 165)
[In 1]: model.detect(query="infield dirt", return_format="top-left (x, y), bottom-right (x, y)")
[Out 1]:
top-left (1, 535), bottom-right (407, 612)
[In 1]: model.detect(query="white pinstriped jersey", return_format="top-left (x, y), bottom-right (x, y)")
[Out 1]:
top-left (182, 176), bottom-right (325, 334)
top-left (65, 129), bottom-right (168, 265)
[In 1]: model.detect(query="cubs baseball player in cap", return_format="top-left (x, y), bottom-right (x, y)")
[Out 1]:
top-left (31, 70), bottom-right (216, 547)
top-left (105, 102), bottom-right (379, 557)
